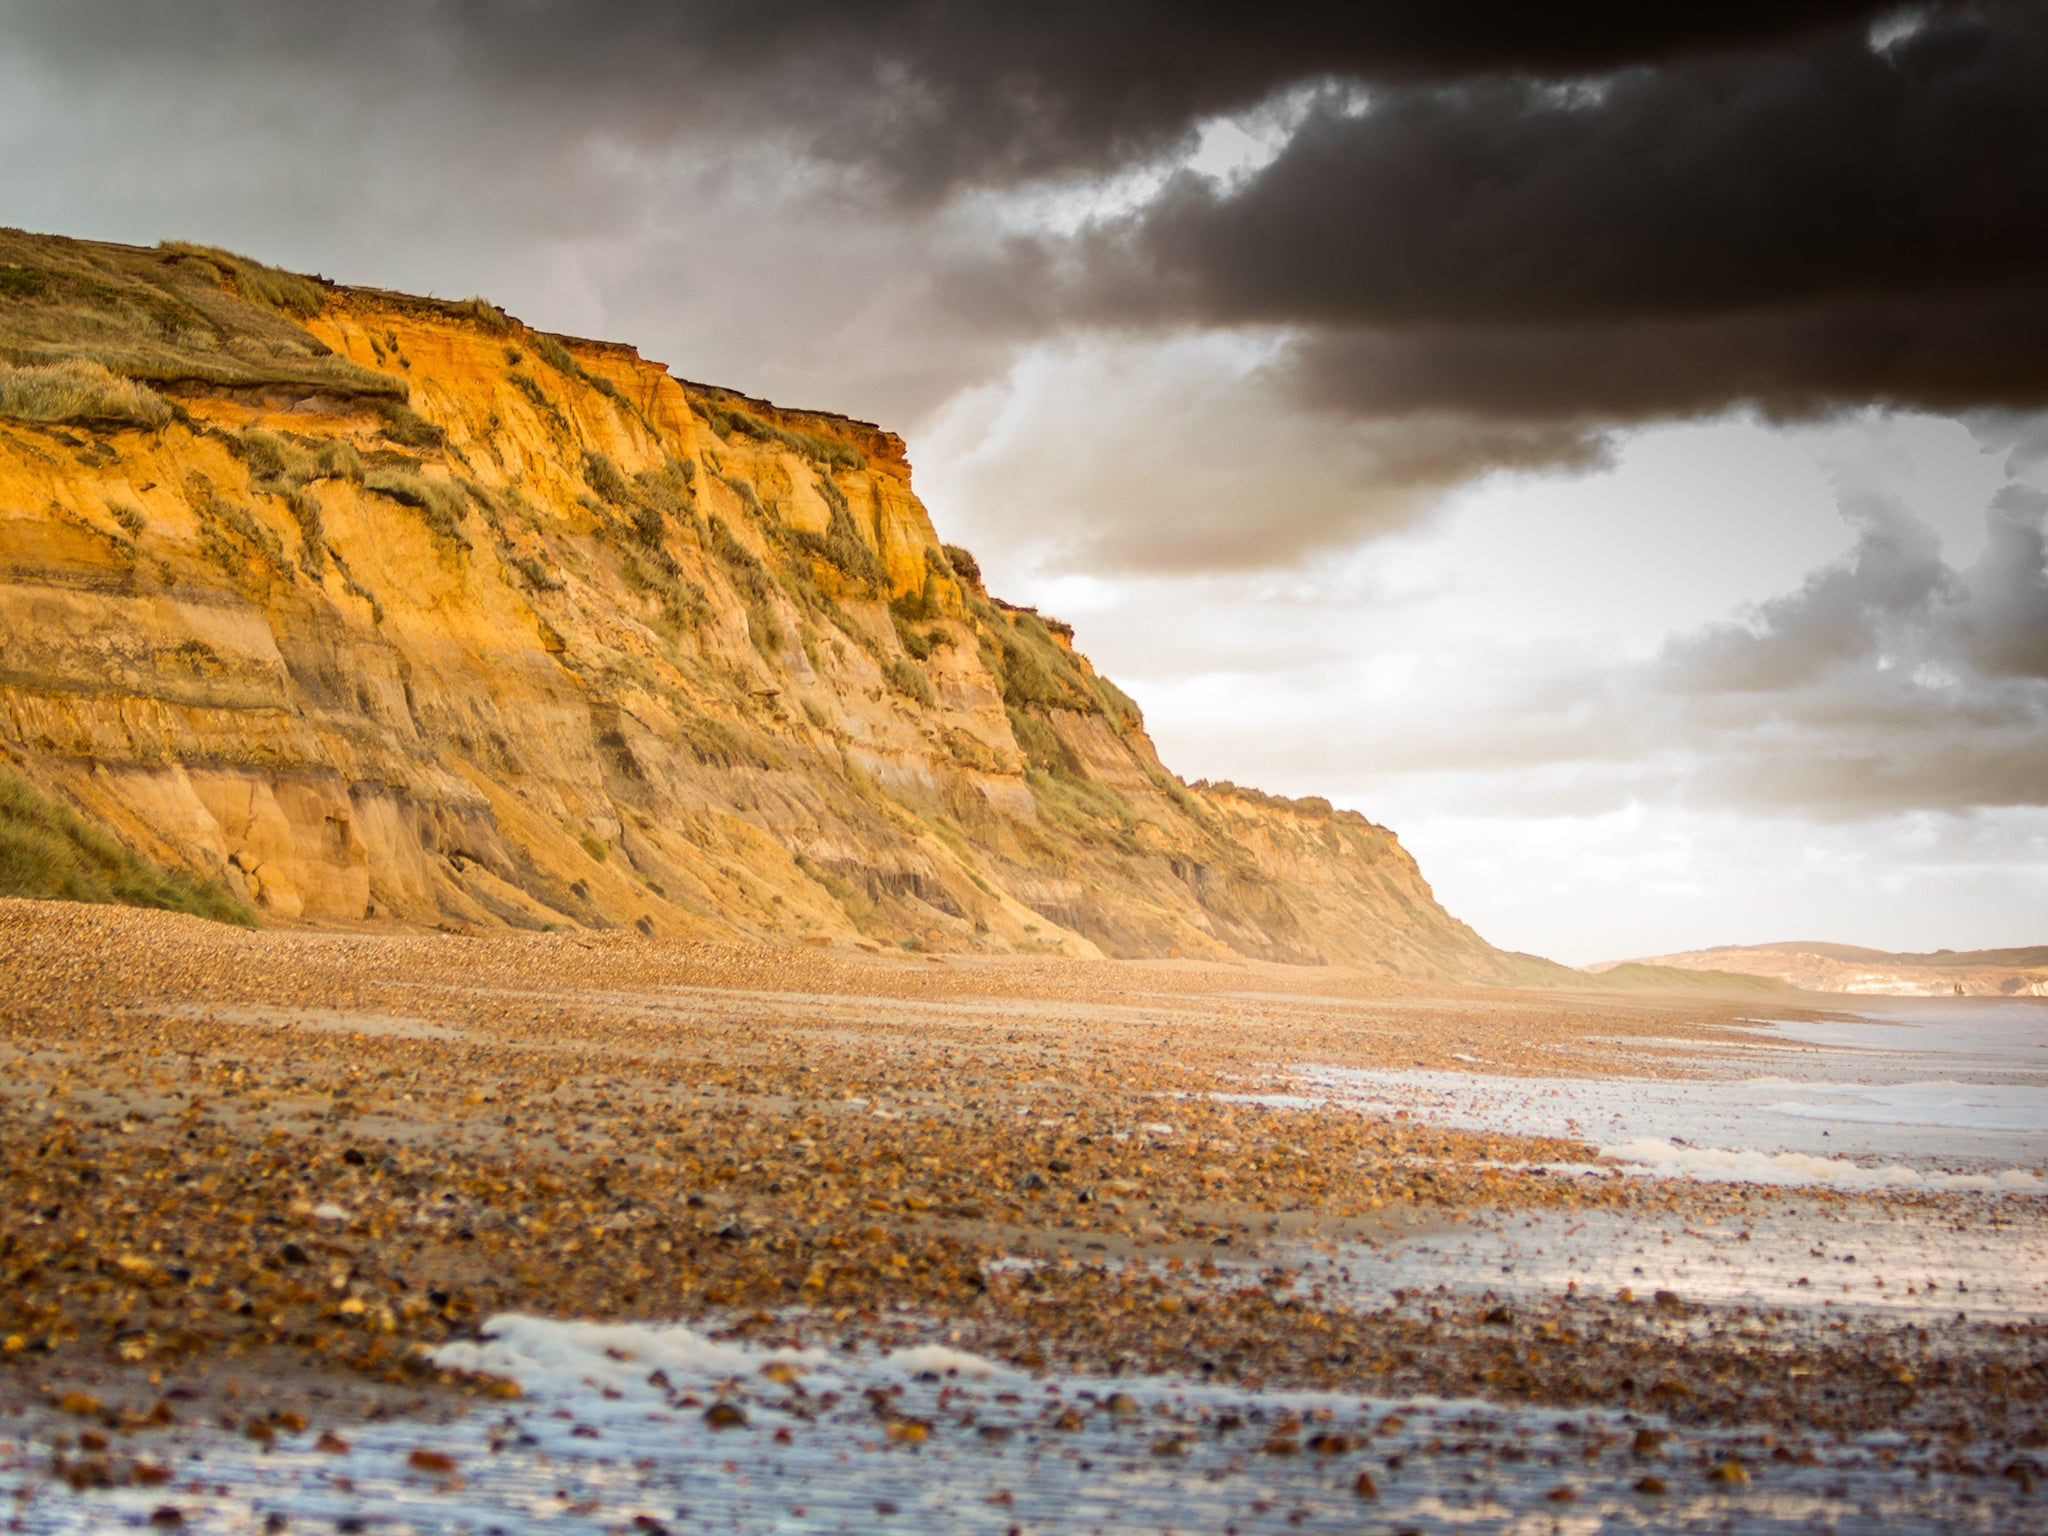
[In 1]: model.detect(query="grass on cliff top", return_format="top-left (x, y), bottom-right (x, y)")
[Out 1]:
top-left (0, 228), bottom-right (405, 401)
top-left (157, 242), bottom-right (325, 320)
top-left (0, 771), bottom-right (256, 926)
top-left (691, 389), bottom-right (867, 471)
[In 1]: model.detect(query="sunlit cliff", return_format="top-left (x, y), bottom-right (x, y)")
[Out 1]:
top-left (0, 229), bottom-right (1552, 979)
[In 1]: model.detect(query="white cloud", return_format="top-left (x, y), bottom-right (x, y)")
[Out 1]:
top-left (974, 410), bottom-right (2048, 959)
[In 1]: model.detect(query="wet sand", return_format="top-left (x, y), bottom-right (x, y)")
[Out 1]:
top-left (3, 897), bottom-right (2044, 1530)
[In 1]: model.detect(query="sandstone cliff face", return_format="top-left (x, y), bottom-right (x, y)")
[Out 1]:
top-left (0, 231), bottom-right (1532, 978)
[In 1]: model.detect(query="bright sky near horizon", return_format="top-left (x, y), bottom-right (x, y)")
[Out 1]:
top-left (4, 1), bottom-right (2042, 964)
top-left (926, 386), bottom-right (2044, 962)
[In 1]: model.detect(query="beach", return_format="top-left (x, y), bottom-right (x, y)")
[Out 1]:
top-left (4, 898), bottom-right (2045, 1532)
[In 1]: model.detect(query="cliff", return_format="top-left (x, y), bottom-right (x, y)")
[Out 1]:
top-left (0, 229), bottom-right (1549, 979)
top-left (1600, 942), bottom-right (2048, 997)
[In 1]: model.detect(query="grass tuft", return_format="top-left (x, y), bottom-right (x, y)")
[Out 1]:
top-left (449, 295), bottom-right (511, 331)
top-left (364, 467), bottom-right (471, 549)
top-left (510, 552), bottom-right (564, 593)
top-left (891, 602), bottom-right (937, 659)
top-left (582, 449), bottom-right (633, 508)
top-left (507, 370), bottom-right (571, 435)
top-left (0, 359), bottom-right (171, 428)
top-left (708, 517), bottom-right (787, 658)
top-left (381, 404), bottom-right (447, 451)
top-left (283, 487), bottom-right (328, 577)
top-left (885, 657), bottom-right (937, 708)
top-left (1006, 705), bottom-right (1081, 775)
top-left (791, 475), bottom-right (887, 594)
top-left (633, 457), bottom-right (695, 517)
top-left (0, 770), bottom-right (256, 924)
top-left (236, 429), bottom-right (361, 489)
top-left (333, 551), bottom-right (385, 624)
top-left (531, 334), bottom-right (585, 380)
top-left (941, 543), bottom-right (981, 587)
top-left (235, 427), bottom-right (318, 484)
top-left (523, 333), bottom-right (630, 406)
top-left (312, 439), bottom-right (363, 482)
top-left (195, 490), bottom-right (290, 578)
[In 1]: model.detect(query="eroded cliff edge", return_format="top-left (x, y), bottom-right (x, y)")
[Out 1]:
top-left (0, 231), bottom-right (1548, 980)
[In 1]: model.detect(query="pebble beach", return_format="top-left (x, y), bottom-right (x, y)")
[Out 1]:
top-left (4, 897), bottom-right (2044, 1532)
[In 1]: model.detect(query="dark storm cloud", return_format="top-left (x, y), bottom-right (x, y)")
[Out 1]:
top-left (1101, 13), bottom-right (2047, 327)
top-left (1062, 2), bottom-right (2048, 429)
top-left (5, 0), bottom-right (1910, 195)
top-left (1292, 295), bottom-right (2048, 424)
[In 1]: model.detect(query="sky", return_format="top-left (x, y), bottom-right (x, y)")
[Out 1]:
top-left (2, 0), bottom-right (2043, 963)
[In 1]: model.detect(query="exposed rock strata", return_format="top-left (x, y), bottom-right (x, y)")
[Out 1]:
top-left (0, 231), bottom-right (1549, 979)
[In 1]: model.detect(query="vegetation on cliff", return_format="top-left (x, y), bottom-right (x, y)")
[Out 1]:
top-left (0, 771), bottom-right (253, 924)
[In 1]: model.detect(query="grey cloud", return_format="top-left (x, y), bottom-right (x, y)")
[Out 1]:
top-left (1970, 414), bottom-right (2048, 480)
top-left (1169, 479), bottom-right (2048, 818)
top-left (1439, 486), bottom-right (2048, 816)
top-left (1290, 293), bottom-right (2048, 426)
top-left (1658, 491), bottom-right (1955, 694)
top-left (1963, 489), bottom-right (2048, 677)
top-left (1660, 486), bottom-right (2048, 696)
